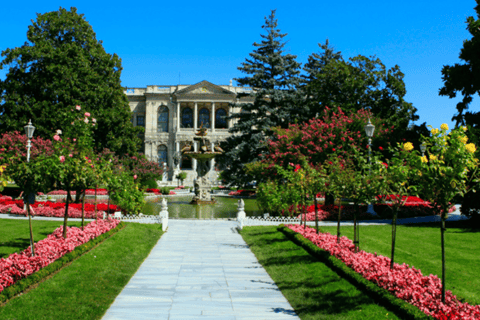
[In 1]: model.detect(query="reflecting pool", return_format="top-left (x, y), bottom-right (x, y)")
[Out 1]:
top-left (150, 195), bottom-right (263, 219)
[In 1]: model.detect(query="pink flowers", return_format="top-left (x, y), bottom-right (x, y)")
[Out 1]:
top-left (73, 138), bottom-right (76, 142)
top-left (133, 175), bottom-right (137, 180)
top-left (75, 105), bottom-right (81, 111)
top-left (0, 218), bottom-right (119, 294)
top-left (68, 154), bottom-right (73, 158)
top-left (53, 135), bottom-right (61, 141)
top-left (84, 112), bottom-right (91, 117)
top-left (59, 155), bottom-right (65, 163)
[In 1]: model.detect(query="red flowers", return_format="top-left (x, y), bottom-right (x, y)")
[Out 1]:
top-left (294, 164), bottom-right (301, 172)
top-left (379, 146), bottom-right (383, 150)
top-left (287, 225), bottom-right (480, 319)
top-left (382, 162), bottom-right (388, 168)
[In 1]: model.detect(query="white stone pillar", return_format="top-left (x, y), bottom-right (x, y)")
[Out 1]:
top-left (177, 102), bottom-right (181, 132)
top-left (210, 142), bottom-right (215, 171)
top-left (194, 102), bottom-right (198, 130)
top-left (193, 140), bottom-right (197, 172)
top-left (176, 142), bottom-right (180, 170)
top-left (211, 102), bottom-right (215, 133)
top-left (228, 106), bottom-right (233, 129)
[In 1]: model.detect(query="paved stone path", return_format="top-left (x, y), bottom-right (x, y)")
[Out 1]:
top-left (102, 220), bottom-right (300, 320)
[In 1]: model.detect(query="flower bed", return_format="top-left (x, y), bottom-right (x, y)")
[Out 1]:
top-left (145, 188), bottom-right (176, 195)
top-left (228, 190), bottom-right (256, 196)
top-left (292, 195), bottom-right (456, 221)
top-left (0, 198), bottom-right (118, 219)
top-left (46, 189), bottom-right (109, 196)
top-left (0, 217), bottom-right (120, 294)
top-left (286, 224), bottom-right (480, 319)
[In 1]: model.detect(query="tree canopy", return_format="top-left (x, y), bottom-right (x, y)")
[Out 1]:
top-left (439, 0), bottom-right (480, 128)
top-left (217, 9), bottom-right (302, 187)
top-left (0, 7), bottom-right (142, 156)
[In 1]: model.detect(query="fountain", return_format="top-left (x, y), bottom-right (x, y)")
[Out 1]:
top-left (182, 123), bottom-right (223, 204)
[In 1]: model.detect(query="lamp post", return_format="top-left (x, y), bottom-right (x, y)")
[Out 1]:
top-left (24, 119), bottom-right (36, 257)
top-left (420, 143), bottom-right (427, 157)
top-left (364, 117), bottom-right (376, 215)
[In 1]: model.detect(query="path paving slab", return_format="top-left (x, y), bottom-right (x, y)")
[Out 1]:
top-left (101, 220), bottom-right (301, 320)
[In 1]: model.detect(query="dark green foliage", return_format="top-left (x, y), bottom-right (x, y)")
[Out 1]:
top-left (0, 7), bottom-right (142, 156)
top-left (142, 178), bottom-right (158, 189)
top-left (217, 10), bottom-right (302, 187)
top-left (439, 0), bottom-right (480, 127)
top-left (299, 40), bottom-right (425, 159)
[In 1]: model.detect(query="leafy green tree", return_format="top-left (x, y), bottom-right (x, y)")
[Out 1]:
top-left (217, 9), bottom-right (302, 187)
top-left (299, 41), bottom-right (425, 156)
top-left (0, 7), bottom-right (142, 156)
top-left (439, 0), bottom-right (480, 127)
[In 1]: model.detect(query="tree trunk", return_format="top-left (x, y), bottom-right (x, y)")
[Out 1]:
top-left (441, 213), bottom-right (446, 303)
top-left (314, 195), bottom-right (319, 234)
top-left (81, 190), bottom-right (85, 231)
top-left (63, 190), bottom-right (70, 239)
top-left (390, 206), bottom-right (398, 269)
top-left (27, 204), bottom-right (35, 257)
top-left (337, 191), bottom-right (344, 244)
top-left (94, 185), bottom-right (98, 216)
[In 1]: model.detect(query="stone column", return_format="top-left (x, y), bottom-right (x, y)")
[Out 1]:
top-left (176, 142), bottom-right (180, 170)
top-left (177, 102), bottom-right (181, 132)
top-left (194, 102), bottom-right (198, 131)
top-left (193, 140), bottom-right (197, 172)
top-left (162, 162), bottom-right (167, 182)
top-left (210, 142), bottom-right (215, 171)
top-left (211, 102), bottom-right (216, 133)
top-left (228, 105), bottom-right (233, 129)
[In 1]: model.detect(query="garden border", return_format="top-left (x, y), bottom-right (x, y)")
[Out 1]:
top-left (277, 224), bottom-right (434, 320)
top-left (0, 221), bottom-right (126, 305)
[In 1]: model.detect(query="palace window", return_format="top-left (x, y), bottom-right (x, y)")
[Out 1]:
top-left (181, 155), bottom-right (192, 170)
top-left (215, 108), bottom-right (227, 129)
top-left (158, 145), bottom-right (167, 165)
top-left (136, 115), bottom-right (145, 127)
top-left (181, 107), bottom-right (193, 128)
top-left (157, 106), bottom-right (169, 132)
top-left (198, 108), bottom-right (210, 128)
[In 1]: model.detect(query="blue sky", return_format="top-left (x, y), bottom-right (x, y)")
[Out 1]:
top-left (1, 0), bottom-right (479, 134)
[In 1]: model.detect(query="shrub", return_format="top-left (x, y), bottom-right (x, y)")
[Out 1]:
top-left (142, 178), bottom-right (158, 189)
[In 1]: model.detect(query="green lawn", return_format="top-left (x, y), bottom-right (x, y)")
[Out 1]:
top-left (319, 222), bottom-right (480, 306)
top-left (0, 219), bottom-right (164, 320)
top-left (240, 226), bottom-right (403, 319)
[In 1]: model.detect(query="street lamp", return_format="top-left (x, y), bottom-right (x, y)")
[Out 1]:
top-left (364, 117), bottom-right (376, 215)
top-left (23, 119), bottom-right (35, 257)
top-left (420, 143), bottom-right (427, 157)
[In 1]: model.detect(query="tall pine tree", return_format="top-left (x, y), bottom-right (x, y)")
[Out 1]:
top-left (0, 7), bottom-right (142, 156)
top-left (217, 9), bottom-right (301, 187)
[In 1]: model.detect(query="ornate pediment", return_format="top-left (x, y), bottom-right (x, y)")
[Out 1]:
top-left (175, 80), bottom-right (235, 98)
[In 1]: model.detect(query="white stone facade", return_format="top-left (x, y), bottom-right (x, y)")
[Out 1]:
top-left (125, 80), bottom-right (253, 186)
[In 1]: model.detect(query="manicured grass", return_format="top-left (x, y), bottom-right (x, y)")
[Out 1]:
top-left (239, 226), bottom-right (403, 319)
top-left (0, 219), bottom-right (84, 258)
top-left (0, 221), bottom-right (164, 320)
top-left (319, 221), bottom-right (480, 305)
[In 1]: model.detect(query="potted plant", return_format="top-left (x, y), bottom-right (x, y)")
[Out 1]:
top-left (175, 172), bottom-right (187, 187)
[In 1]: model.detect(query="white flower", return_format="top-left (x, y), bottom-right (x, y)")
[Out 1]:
top-left (92, 118), bottom-right (97, 123)
top-left (84, 117), bottom-right (89, 124)
top-left (56, 129), bottom-right (62, 135)
top-left (76, 105), bottom-right (81, 111)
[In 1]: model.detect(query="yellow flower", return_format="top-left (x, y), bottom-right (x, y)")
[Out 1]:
top-left (430, 154), bottom-right (437, 161)
top-left (2, 181), bottom-right (6, 187)
top-left (462, 126), bottom-right (468, 131)
top-left (403, 142), bottom-right (414, 151)
top-left (431, 128), bottom-right (439, 135)
top-left (466, 143), bottom-right (477, 153)
top-left (440, 123), bottom-right (449, 131)
top-left (401, 182), bottom-right (406, 186)
top-left (420, 156), bottom-right (428, 163)
top-left (418, 170), bottom-right (422, 176)
top-left (459, 136), bottom-right (468, 144)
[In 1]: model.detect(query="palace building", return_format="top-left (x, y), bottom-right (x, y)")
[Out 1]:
top-left (125, 80), bottom-right (253, 186)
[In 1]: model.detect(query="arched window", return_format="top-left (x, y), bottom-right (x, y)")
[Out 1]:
top-left (157, 106), bottom-right (169, 132)
top-left (215, 108), bottom-right (227, 129)
top-left (181, 107), bottom-right (193, 128)
top-left (158, 145), bottom-right (167, 166)
top-left (198, 108), bottom-right (210, 128)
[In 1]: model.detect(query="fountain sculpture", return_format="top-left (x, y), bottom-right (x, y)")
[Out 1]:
top-left (182, 124), bottom-right (223, 204)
